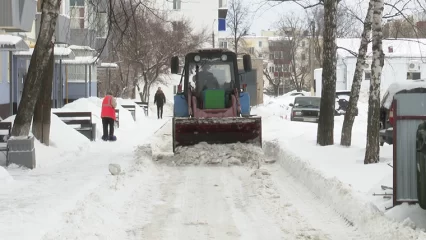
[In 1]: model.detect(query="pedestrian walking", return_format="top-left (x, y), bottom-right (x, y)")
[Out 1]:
top-left (154, 87), bottom-right (166, 119)
top-left (101, 92), bottom-right (117, 141)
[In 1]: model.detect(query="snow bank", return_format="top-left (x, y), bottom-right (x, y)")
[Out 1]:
top-left (263, 141), bottom-right (426, 239)
top-left (256, 90), bottom-right (426, 237)
top-left (0, 113), bottom-right (90, 168)
top-left (0, 166), bottom-right (13, 183)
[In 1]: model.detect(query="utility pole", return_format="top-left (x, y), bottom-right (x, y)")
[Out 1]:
top-left (309, 20), bottom-right (315, 96)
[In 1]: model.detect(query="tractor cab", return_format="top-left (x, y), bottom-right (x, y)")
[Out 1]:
top-left (171, 49), bottom-right (252, 118)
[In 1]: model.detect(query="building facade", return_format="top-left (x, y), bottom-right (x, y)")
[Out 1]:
top-left (0, 0), bottom-right (110, 119)
top-left (315, 38), bottom-right (426, 97)
top-left (164, 0), bottom-right (229, 48)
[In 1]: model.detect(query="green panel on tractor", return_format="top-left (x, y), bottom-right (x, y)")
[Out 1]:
top-left (203, 89), bottom-right (225, 109)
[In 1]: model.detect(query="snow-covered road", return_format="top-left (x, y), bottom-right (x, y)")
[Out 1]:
top-left (139, 121), bottom-right (371, 240)
top-left (139, 164), bottom-right (370, 240)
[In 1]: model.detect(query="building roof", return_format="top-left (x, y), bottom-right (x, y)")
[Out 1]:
top-left (0, 35), bottom-right (30, 51)
top-left (14, 46), bottom-right (75, 59)
top-left (337, 38), bottom-right (426, 58)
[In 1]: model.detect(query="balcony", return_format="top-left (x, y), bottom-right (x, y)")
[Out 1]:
top-left (0, 0), bottom-right (37, 32)
top-left (35, 13), bottom-right (70, 44)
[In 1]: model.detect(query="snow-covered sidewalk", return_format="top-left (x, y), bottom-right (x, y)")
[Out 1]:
top-left (253, 92), bottom-right (426, 239)
top-left (0, 98), bottom-right (168, 239)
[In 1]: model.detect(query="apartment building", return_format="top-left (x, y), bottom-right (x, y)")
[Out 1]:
top-left (165, 0), bottom-right (229, 48)
top-left (0, 0), bottom-right (109, 119)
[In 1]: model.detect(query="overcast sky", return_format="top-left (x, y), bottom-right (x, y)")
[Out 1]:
top-left (244, 0), bottom-right (422, 36)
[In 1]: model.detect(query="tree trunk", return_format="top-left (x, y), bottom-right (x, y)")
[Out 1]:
top-left (11, 0), bottom-right (61, 137)
top-left (316, 0), bottom-right (338, 146)
top-left (365, 0), bottom-right (384, 164)
top-left (340, 1), bottom-right (374, 146)
top-left (32, 49), bottom-right (54, 145)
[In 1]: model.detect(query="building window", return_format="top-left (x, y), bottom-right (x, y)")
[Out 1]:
top-left (70, 0), bottom-right (85, 6)
top-left (269, 54), bottom-right (274, 60)
top-left (301, 53), bottom-right (306, 61)
top-left (219, 41), bottom-right (228, 48)
top-left (258, 41), bottom-right (262, 47)
top-left (364, 70), bottom-right (371, 80)
top-left (407, 72), bottom-right (421, 80)
top-left (70, 3), bottom-right (85, 29)
top-left (219, 0), bottom-right (227, 8)
top-left (173, 0), bottom-right (181, 10)
top-left (249, 47), bottom-right (255, 54)
top-left (274, 51), bottom-right (279, 59)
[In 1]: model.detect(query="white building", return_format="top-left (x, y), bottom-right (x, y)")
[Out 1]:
top-left (160, 0), bottom-right (229, 48)
top-left (315, 38), bottom-right (426, 96)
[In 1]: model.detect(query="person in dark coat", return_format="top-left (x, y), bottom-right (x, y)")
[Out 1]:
top-left (154, 87), bottom-right (166, 119)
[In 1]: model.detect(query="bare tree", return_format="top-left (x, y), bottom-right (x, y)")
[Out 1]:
top-left (263, 69), bottom-right (283, 96)
top-left (316, 0), bottom-right (339, 146)
top-left (227, 0), bottom-right (251, 55)
top-left (11, 0), bottom-right (61, 137)
top-left (365, 0), bottom-right (385, 164)
top-left (278, 14), bottom-right (311, 92)
top-left (340, 1), bottom-right (374, 147)
top-left (112, 5), bottom-right (207, 102)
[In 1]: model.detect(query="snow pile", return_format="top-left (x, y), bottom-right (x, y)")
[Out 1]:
top-left (254, 91), bottom-right (309, 118)
top-left (0, 166), bottom-right (13, 183)
top-left (0, 114), bottom-right (90, 168)
top-left (161, 142), bottom-right (264, 167)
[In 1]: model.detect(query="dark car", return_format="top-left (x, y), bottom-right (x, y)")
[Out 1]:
top-left (289, 96), bottom-right (321, 123)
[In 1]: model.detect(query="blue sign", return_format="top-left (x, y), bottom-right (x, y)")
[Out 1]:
top-left (218, 18), bottom-right (226, 31)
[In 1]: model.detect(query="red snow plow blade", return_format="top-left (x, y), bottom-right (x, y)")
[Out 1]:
top-left (172, 117), bottom-right (262, 152)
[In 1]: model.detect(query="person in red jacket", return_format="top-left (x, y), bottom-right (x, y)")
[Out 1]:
top-left (101, 92), bottom-right (117, 141)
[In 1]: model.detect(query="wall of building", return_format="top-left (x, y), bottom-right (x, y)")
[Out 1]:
top-left (162, 0), bottom-right (228, 48)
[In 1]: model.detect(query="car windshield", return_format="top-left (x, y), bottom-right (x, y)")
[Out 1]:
top-left (189, 59), bottom-right (234, 91)
top-left (294, 97), bottom-right (321, 108)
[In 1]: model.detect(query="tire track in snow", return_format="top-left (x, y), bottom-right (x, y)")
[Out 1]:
top-left (141, 166), bottom-right (244, 239)
top-left (251, 166), bottom-right (371, 240)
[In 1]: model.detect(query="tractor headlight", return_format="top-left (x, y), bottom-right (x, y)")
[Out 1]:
top-left (194, 55), bottom-right (201, 62)
top-left (221, 54), bottom-right (227, 61)
top-left (294, 111), bottom-right (302, 116)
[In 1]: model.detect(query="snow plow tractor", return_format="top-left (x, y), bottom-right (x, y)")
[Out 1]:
top-left (170, 49), bottom-right (262, 152)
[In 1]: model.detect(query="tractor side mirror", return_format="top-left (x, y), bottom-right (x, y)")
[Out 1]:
top-left (289, 103), bottom-right (294, 107)
top-left (171, 56), bottom-right (179, 74)
top-left (243, 54), bottom-right (252, 72)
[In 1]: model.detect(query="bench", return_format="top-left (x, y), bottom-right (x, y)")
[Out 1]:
top-left (121, 104), bottom-right (136, 121)
top-left (115, 109), bottom-right (119, 128)
top-left (0, 122), bottom-right (11, 161)
top-left (135, 101), bottom-right (149, 116)
top-left (53, 112), bottom-right (96, 141)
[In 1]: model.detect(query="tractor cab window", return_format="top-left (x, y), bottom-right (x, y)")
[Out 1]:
top-left (189, 60), bottom-right (234, 91)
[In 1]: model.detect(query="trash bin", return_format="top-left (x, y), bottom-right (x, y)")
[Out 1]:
top-left (416, 121), bottom-right (426, 209)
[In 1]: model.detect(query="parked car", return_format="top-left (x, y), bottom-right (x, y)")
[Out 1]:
top-left (335, 90), bottom-right (359, 116)
top-left (289, 96), bottom-right (321, 123)
top-left (380, 80), bottom-right (426, 146)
